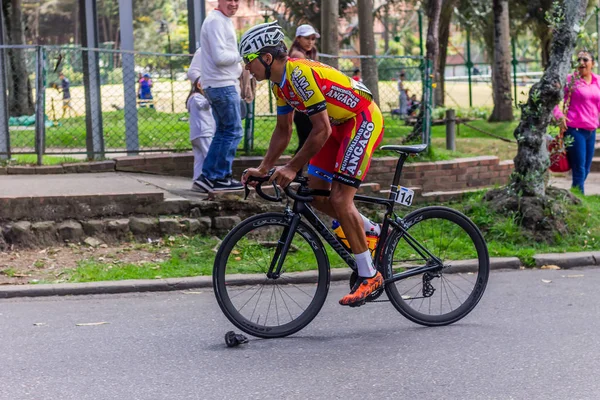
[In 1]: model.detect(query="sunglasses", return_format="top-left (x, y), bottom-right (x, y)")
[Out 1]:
top-left (577, 57), bottom-right (592, 63)
top-left (243, 53), bottom-right (260, 65)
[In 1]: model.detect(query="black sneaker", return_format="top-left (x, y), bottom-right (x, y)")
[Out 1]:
top-left (191, 181), bottom-right (206, 193)
top-left (196, 174), bottom-right (216, 192)
top-left (213, 177), bottom-right (244, 191)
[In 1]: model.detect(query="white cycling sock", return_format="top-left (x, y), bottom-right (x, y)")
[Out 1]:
top-left (360, 214), bottom-right (381, 236)
top-left (355, 250), bottom-right (377, 278)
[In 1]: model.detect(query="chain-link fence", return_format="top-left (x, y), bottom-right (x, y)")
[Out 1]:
top-left (0, 46), bottom-right (431, 162)
top-left (0, 45), bottom-right (194, 161)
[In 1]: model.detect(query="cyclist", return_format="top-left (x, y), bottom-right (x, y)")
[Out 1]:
top-left (239, 22), bottom-right (385, 307)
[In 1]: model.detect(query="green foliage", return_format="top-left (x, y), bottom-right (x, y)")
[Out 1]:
top-left (544, 0), bottom-right (565, 31)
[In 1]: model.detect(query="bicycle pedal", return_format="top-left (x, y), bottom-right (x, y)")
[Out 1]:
top-left (348, 300), bottom-right (366, 308)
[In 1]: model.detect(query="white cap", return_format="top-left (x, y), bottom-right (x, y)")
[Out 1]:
top-left (295, 24), bottom-right (320, 39)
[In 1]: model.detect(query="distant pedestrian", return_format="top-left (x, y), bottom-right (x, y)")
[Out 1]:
top-left (398, 72), bottom-right (408, 117)
top-left (553, 49), bottom-right (600, 194)
top-left (187, 78), bottom-right (216, 192)
top-left (352, 68), bottom-right (362, 82)
top-left (59, 72), bottom-right (75, 118)
top-left (193, 0), bottom-right (244, 192)
top-left (289, 23), bottom-right (320, 154)
top-left (139, 73), bottom-right (154, 108)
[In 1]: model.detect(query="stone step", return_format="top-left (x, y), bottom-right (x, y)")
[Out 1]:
top-left (591, 157), bottom-right (600, 172)
top-left (0, 192), bottom-right (168, 221)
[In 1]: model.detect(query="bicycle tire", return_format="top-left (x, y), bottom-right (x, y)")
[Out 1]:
top-left (383, 206), bottom-right (489, 326)
top-left (213, 212), bottom-right (330, 338)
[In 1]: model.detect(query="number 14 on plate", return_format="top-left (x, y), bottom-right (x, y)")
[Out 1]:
top-left (394, 186), bottom-right (414, 206)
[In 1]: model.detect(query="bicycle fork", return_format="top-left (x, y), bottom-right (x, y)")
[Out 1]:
top-left (267, 213), bottom-right (302, 279)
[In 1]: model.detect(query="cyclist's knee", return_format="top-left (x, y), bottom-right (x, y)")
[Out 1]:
top-left (328, 192), bottom-right (355, 210)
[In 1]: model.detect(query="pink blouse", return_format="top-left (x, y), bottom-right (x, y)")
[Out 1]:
top-left (553, 73), bottom-right (600, 131)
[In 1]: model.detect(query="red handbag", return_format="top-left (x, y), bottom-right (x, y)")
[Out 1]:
top-left (548, 134), bottom-right (570, 173)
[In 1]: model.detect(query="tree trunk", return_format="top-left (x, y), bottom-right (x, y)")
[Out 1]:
top-left (512, 0), bottom-right (588, 197)
top-left (404, 0), bottom-right (441, 143)
top-left (489, 0), bottom-right (514, 122)
top-left (320, 0), bottom-right (339, 69)
top-left (382, 4), bottom-right (390, 53)
top-left (357, 0), bottom-right (380, 105)
top-left (436, 0), bottom-right (458, 107)
top-left (3, 0), bottom-right (34, 117)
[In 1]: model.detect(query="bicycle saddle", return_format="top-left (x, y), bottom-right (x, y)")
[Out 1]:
top-left (380, 144), bottom-right (428, 154)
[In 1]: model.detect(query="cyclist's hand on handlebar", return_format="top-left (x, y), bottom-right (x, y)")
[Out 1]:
top-left (241, 167), bottom-right (267, 187)
top-left (269, 165), bottom-right (297, 189)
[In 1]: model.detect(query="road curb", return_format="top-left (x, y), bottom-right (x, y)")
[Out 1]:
top-left (0, 255), bottom-right (595, 299)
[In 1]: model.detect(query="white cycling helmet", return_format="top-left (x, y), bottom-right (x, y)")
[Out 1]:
top-left (239, 21), bottom-right (285, 57)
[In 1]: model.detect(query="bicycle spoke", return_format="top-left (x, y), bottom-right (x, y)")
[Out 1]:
top-left (215, 214), bottom-right (328, 337)
top-left (276, 284), bottom-right (295, 322)
top-left (385, 208), bottom-right (489, 325)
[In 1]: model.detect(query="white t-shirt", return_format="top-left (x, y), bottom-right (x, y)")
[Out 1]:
top-left (198, 10), bottom-right (243, 89)
top-left (187, 93), bottom-right (216, 140)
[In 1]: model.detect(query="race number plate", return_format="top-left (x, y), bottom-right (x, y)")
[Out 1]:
top-left (394, 186), bottom-right (414, 206)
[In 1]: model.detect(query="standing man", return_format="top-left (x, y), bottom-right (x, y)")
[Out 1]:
top-left (194, 0), bottom-right (244, 191)
top-left (59, 72), bottom-right (75, 118)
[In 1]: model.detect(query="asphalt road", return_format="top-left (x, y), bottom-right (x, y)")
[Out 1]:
top-left (1, 268), bottom-right (600, 400)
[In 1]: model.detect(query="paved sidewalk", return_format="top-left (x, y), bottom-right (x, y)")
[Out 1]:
top-left (0, 172), bottom-right (208, 201)
top-left (549, 171), bottom-right (600, 195)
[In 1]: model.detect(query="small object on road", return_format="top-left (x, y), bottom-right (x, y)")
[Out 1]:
top-left (225, 331), bottom-right (248, 348)
top-left (75, 322), bottom-right (110, 326)
top-left (541, 265), bottom-right (561, 270)
top-left (541, 279), bottom-right (552, 284)
top-left (33, 322), bottom-right (47, 326)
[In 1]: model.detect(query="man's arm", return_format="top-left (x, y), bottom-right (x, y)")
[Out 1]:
top-left (204, 19), bottom-right (242, 67)
top-left (256, 113), bottom-right (294, 173)
top-left (188, 47), bottom-right (202, 82)
top-left (286, 111), bottom-right (331, 172)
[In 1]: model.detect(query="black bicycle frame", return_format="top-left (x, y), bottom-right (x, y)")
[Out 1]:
top-left (266, 151), bottom-right (445, 285)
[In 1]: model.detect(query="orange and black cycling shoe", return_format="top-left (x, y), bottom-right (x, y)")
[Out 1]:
top-left (339, 272), bottom-right (384, 307)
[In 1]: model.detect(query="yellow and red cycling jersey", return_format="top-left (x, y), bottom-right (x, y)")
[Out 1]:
top-left (273, 58), bottom-right (374, 124)
top-left (272, 58), bottom-right (384, 188)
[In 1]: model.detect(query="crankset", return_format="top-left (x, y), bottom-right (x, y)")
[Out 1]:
top-left (349, 271), bottom-right (385, 302)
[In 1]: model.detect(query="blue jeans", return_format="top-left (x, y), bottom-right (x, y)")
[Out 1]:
top-left (201, 86), bottom-right (243, 181)
top-left (565, 127), bottom-right (596, 194)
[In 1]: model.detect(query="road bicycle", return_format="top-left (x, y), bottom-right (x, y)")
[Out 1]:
top-left (213, 144), bottom-right (490, 338)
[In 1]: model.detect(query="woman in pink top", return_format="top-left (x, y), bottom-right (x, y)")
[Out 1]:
top-left (553, 50), bottom-right (600, 194)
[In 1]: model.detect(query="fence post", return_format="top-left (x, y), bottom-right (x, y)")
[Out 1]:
top-left (0, 55), bottom-right (10, 160)
top-left (466, 28), bottom-right (473, 108)
top-left (597, 5), bottom-right (600, 75)
top-left (80, 0), bottom-right (105, 160)
top-left (119, 0), bottom-right (139, 155)
top-left (244, 101), bottom-right (254, 154)
top-left (422, 58), bottom-right (433, 147)
top-left (0, 6), bottom-right (10, 160)
top-left (34, 46), bottom-right (46, 165)
top-left (445, 109), bottom-right (455, 151)
top-left (418, 10), bottom-right (424, 58)
top-left (511, 37), bottom-right (518, 108)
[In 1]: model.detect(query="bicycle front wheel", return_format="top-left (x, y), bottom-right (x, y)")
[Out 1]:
top-left (383, 206), bottom-right (489, 326)
top-left (213, 213), bottom-right (330, 338)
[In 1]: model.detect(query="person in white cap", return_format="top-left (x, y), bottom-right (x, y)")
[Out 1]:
top-left (288, 24), bottom-right (320, 154)
top-left (289, 24), bottom-right (320, 60)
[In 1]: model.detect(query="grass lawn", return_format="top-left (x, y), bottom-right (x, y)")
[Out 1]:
top-left (16, 189), bottom-right (599, 284)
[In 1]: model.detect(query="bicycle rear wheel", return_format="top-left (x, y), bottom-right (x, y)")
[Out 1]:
top-left (213, 213), bottom-right (330, 338)
top-left (383, 206), bottom-right (489, 326)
